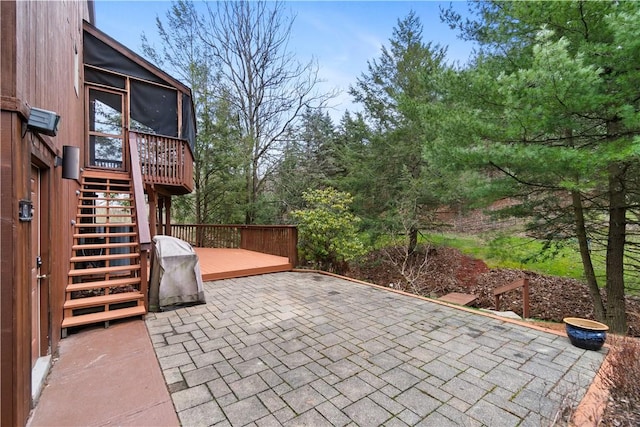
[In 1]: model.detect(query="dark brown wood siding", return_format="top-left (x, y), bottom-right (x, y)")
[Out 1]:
top-left (1, 1), bottom-right (90, 425)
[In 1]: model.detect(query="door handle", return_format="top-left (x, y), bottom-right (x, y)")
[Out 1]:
top-left (37, 274), bottom-right (47, 280)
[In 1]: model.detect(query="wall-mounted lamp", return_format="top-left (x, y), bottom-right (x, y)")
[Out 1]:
top-left (18, 199), bottom-right (33, 222)
top-left (55, 145), bottom-right (80, 180)
top-left (27, 107), bottom-right (61, 137)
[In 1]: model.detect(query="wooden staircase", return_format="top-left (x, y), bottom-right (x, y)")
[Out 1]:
top-left (62, 169), bottom-right (147, 334)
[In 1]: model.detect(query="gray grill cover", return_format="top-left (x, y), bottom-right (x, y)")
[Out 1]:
top-left (149, 236), bottom-right (205, 311)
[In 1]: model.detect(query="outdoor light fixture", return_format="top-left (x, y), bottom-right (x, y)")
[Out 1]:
top-left (18, 199), bottom-right (33, 222)
top-left (58, 145), bottom-right (80, 180)
top-left (27, 107), bottom-right (61, 137)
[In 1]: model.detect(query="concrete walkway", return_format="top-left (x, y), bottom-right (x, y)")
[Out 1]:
top-left (147, 272), bottom-right (606, 426)
top-left (28, 320), bottom-right (178, 426)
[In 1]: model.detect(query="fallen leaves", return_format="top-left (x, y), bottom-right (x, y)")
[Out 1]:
top-left (349, 246), bottom-right (640, 337)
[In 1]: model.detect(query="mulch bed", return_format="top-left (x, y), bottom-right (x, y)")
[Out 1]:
top-left (347, 245), bottom-right (640, 337)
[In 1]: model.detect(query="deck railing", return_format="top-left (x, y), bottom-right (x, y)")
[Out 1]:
top-left (129, 130), bottom-right (194, 192)
top-left (128, 135), bottom-right (151, 309)
top-left (172, 224), bottom-right (298, 267)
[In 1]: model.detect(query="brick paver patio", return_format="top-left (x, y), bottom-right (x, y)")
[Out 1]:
top-left (146, 272), bottom-right (606, 426)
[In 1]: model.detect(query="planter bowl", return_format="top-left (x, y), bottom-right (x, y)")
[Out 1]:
top-left (563, 317), bottom-right (608, 351)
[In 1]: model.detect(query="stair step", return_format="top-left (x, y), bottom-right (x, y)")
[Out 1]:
top-left (82, 169), bottom-right (131, 179)
top-left (79, 190), bottom-right (132, 195)
top-left (82, 182), bottom-right (132, 187)
top-left (64, 292), bottom-right (144, 310)
top-left (79, 190), bottom-right (132, 194)
top-left (78, 200), bottom-right (133, 205)
top-left (78, 195), bottom-right (132, 201)
top-left (78, 193), bottom-right (133, 198)
top-left (77, 214), bottom-right (134, 219)
top-left (73, 242), bottom-right (138, 250)
top-left (71, 252), bottom-right (140, 263)
top-left (81, 178), bottom-right (131, 183)
top-left (78, 205), bottom-right (133, 210)
top-left (66, 277), bottom-right (142, 292)
top-left (81, 179), bottom-right (131, 183)
top-left (68, 264), bottom-right (141, 277)
top-left (81, 188), bottom-right (131, 192)
top-left (74, 232), bottom-right (137, 239)
top-left (61, 305), bottom-right (146, 329)
top-left (82, 180), bottom-right (131, 186)
top-left (82, 183), bottom-right (131, 189)
top-left (75, 223), bottom-right (135, 228)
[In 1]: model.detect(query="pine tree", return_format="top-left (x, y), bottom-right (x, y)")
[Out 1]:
top-left (442, 1), bottom-right (640, 333)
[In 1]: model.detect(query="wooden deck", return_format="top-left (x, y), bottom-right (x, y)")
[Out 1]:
top-left (194, 248), bottom-right (292, 281)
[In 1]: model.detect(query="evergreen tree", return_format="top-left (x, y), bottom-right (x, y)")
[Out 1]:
top-left (349, 11), bottom-right (449, 252)
top-left (271, 108), bottom-right (337, 221)
top-left (441, 1), bottom-right (640, 333)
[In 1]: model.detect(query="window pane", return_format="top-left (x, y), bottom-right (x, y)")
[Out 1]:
top-left (90, 135), bottom-right (123, 168)
top-left (130, 80), bottom-right (177, 137)
top-left (89, 89), bottom-right (122, 135)
top-left (84, 67), bottom-right (126, 89)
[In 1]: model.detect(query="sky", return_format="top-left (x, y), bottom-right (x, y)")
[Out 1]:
top-left (94, 1), bottom-right (475, 121)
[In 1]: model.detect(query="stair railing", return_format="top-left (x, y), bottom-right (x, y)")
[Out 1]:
top-left (128, 135), bottom-right (151, 310)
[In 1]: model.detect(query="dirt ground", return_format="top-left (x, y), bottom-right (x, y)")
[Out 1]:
top-left (347, 245), bottom-right (640, 337)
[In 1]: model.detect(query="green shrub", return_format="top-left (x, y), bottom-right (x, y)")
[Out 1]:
top-left (291, 188), bottom-right (366, 274)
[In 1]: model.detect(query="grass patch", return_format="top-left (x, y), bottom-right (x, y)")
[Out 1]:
top-left (365, 230), bottom-right (640, 293)
top-left (423, 232), bottom-right (592, 280)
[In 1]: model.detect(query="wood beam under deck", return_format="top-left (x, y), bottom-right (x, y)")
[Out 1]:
top-left (146, 184), bottom-right (157, 239)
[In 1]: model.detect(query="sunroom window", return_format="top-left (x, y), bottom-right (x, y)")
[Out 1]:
top-left (87, 88), bottom-right (125, 169)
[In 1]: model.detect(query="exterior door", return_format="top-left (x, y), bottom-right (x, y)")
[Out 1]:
top-left (87, 87), bottom-right (126, 169)
top-left (30, 165), bottom-right (41, 366)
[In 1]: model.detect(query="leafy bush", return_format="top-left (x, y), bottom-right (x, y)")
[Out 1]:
top-left (291, 188), bottom-right (366, 274)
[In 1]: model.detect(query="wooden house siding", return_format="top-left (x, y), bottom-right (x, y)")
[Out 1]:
top-left (1, 1), bottom-right (91, 425)
top-left (2, 2), bottom-right (197, 423)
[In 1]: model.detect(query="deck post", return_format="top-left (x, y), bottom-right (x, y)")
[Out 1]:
top-left (196, 225), bottom-right (203, 247)
top-left (158, 197), bottom-right (164, 236)
top-left (288, 226), bottom-right (298, 267)
top-left (165, 196), bottom-right (172, 236)
top-left (147, 185), bottom-right (157, 238)
top-left (493, 278), bottom-right (530, 318)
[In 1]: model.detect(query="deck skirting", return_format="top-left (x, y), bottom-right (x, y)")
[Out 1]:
top-left (194, 248), bottom-right (292, 281)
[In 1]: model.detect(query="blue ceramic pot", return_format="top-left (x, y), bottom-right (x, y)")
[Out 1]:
top-left (563, 317), bottom-right (608, 351)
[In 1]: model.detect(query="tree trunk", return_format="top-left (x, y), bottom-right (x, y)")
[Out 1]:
top-left (407, 226), bottom-right (418, 256)
top-left (244, 158), bottom-right (255, 225)
top-left (605, 162), bottom-right (628, 334)
top-left (571, 190), bottom-right (605, 322)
